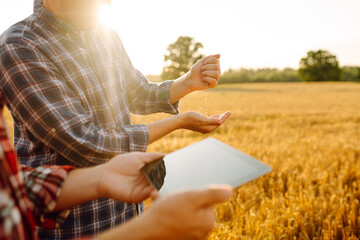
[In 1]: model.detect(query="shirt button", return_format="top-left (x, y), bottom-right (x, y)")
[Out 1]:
top-left (51, 128), bottom-right (56, 133)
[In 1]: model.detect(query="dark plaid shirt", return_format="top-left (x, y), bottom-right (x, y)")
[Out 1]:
top-left (0, 0), bottom-right (178, 239)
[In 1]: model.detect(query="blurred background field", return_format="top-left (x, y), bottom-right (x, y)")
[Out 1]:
top-left (132, 82), bottom-right (360, 240)
top-left (3, 82), bottom-right (360, 239)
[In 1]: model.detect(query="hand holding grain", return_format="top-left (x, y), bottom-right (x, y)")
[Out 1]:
top-left (178, 111), bottom-right (231, 134)
top-left (187, 54), bottom-right (221, 91)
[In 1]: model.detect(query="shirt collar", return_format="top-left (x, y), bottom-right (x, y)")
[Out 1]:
top-left (33, 0), bottom-right (78, 36)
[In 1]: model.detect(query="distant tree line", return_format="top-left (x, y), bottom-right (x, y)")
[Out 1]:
top-left (161, 37), bottom-right (360, 83)
top-left (221, 50), bottom-right (359, 83)
top-left (220, 68), bottom-right (300, 84)
top-left (220, 66), bottom-right (360, 84)
top-left (342, 66), bottom-right (360, 82)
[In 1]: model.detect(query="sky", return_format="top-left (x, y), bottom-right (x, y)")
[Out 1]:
top-left (0, 0), bottom-right (359, 75)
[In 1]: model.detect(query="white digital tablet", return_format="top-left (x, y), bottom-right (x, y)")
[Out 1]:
top-left (141, 137), bottom-right (272, 195)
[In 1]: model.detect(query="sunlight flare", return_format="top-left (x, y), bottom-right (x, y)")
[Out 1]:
top-left (99, 3), bottom-right (115, 27)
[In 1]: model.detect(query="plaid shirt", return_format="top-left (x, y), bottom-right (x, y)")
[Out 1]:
top-left (0, 0), bottom-right (178, 239)
top-left (0, 106), bottom-right (74, 240)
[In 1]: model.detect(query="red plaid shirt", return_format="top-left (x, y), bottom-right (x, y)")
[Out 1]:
top-left (0, 107), bottom-right (74, 239)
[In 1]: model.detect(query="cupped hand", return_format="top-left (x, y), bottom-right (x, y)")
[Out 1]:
top-left (178, 111), bottom-right (231, 134)
top-left (186, 54), bottom-right (221, 91)
top-left (97, 152), bottom-right (164, 203)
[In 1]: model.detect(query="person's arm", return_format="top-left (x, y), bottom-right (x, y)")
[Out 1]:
top-left (98, 186), bottom-right (233, 240)
top-left (53, 157), bottom-right (232, 240)
top-left (0, 43), bottom-right (149, 167)
top-left (24, 149), bottom-right (232, 239)
top-left (122, 49), bottom-right (221, 112)
top-left (53, 152), bottom-right (163, 211)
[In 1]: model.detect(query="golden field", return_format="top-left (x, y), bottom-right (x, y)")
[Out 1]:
top-left (3, 82), bottom-right (360, 239)
top-left (132, 82), bottom-right (360, 240)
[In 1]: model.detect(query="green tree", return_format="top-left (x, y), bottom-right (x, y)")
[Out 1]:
top-left (298, 50), bottom-right (341, 82)
top-left (161, 36), bottom-right (204, 81)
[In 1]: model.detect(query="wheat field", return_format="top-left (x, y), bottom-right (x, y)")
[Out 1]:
top-left (132, 82), bottom-right (360, 240)
top-left (3, 82), bottom-right (360, 239)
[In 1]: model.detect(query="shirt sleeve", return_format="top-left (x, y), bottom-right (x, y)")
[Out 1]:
top-left (0, 43), bottom-right (149, 167)
top-left (21, 165), bottom-right (74, 229)
top-left (117, 38), bottom-right (179, 115)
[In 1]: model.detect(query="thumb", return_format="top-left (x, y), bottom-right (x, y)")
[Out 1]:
top-left (142, 152), bottom-right (166, 164)
top-left (194, 185), bottom-right (233, 208)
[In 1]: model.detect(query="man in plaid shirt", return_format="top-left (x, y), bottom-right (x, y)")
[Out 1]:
top-left (0, 0), bottom-right (230, 239)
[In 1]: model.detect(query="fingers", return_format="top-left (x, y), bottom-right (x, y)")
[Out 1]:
top-left (218, 111), bottom-right (232, 123)
top-left (136, 185), bottom-right (158, 203)
top-left (150, 190), bottom-right (160, 201)
top-left (201, 70), bottom-right (220, 79)
top-left (201, 57), bottom-right (221, 89)
top-left (204, 58), bottom-right (220, 65)
top-left (203, 116), bottom-right (221, 125)
top-left (202, 76), bottom-right (218, 89)
top-left (209, 112), bottom-right (231, 123)
top-left (190, 185), bottom-right (233, 208)
top-left (201, 54), bottom-right (221, 64)
top-left (202, 63), bottom-right (220, 72)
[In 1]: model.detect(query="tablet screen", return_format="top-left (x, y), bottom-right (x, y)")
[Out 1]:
top-left (159, 137), bottom-right (271, 195)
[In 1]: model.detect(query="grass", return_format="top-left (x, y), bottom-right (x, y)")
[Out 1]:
top-left (3, 82), bottom-right (360, 239)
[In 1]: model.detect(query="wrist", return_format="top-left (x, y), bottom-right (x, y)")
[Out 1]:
top-left (173, 113), bottom-right (188, 130)
top-left (181, 72), bottom-right (196, 92)
top-left (90, 165), bottom-right (106, 199)
top-left (169, 73), bottom-right (194, 104)
top-left (174, 74), bottom-right (193, 94)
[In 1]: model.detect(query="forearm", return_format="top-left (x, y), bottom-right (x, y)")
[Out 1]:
top-left (97, 211), bottom-right (162, 240)
top-left (97, 216), bottom-right (148, 240)
top-left (169, 74), bottom-right (193, 104)
top-left (53, 166), bottom-right (101, 211)
top-left (146, 115), bottom-right (184, 144)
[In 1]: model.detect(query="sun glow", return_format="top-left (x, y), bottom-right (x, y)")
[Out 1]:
top-left (99, 4), bottom-right (115, 28)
